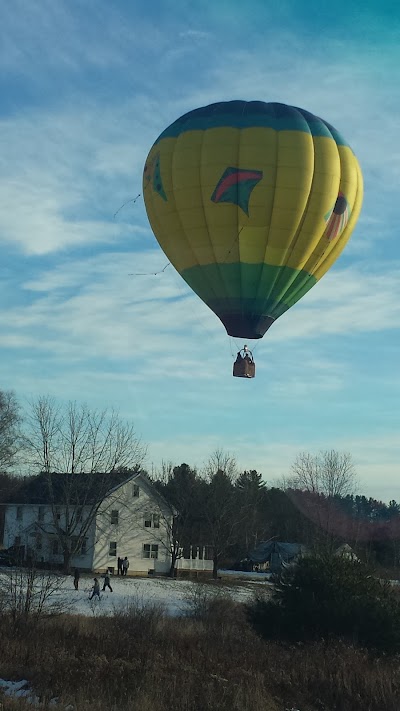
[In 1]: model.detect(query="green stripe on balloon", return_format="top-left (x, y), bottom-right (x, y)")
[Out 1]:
top-left (180, 262), bottom-right (317, 338)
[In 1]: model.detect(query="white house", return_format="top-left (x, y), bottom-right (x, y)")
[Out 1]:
top-left (2, 471), bottom-right (178, 575)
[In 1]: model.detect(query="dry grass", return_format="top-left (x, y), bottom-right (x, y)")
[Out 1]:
top-left (0, 597), bottom-right (399, 710)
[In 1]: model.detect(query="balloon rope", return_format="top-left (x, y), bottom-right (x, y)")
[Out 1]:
top-left (220, 226), bottom-right (244, 264)
top-left (128, 263), bottom-right (170, 276)
top-left (114, 193), bottom-right (141, 218)
top-left (129, 210), bottom-right (240, 277)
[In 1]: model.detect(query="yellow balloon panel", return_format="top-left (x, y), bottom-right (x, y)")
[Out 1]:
top-left (144, 128), bottom-right (361, 272)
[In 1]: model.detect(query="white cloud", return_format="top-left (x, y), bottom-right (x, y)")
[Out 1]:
top-left (178, 29), bottom-right (212, 41)
top-left (0, 90), bottom-right (163, 254)
top-left (269, 265), bottom-right (400, 343)
top-left (6, 255), bottom-right (400, 364)
top-left (0, 0), bottom-right (169, 74)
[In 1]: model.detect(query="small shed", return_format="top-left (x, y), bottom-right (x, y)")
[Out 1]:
top-left (248, 540), bottom-right (307, 574)
top-left (335, 543), bottom-right (359, 561)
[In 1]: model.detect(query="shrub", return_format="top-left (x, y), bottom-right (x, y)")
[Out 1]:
top-left (0, 565), bottom-right (70, 627)
top-left (247, 553), bottom-right (400, 653)
top-left (184, 582), bottom-right (227, 619)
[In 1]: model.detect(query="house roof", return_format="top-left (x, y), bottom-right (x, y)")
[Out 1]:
top-left (248, 540), bottom-right (307, 567)
top-left (5, 470), bottom-right (141, 506)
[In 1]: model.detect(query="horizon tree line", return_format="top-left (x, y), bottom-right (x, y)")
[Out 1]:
top-left (0, 389), bottom-right (399, 574)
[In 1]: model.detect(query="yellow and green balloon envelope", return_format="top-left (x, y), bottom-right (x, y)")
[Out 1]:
top-left (143, 100), bottom-right (363, 339)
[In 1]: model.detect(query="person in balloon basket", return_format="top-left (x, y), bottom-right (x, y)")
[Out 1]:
top-left (243, 345), bottom-right (253, 363)
top-left (89, 577), bottom-right (101, 600)
top-left (102, 570), bottom-right (113, 592)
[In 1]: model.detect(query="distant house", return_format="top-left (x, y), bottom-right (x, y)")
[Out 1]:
top-left (2, 471), bottom-right (177, 575)
top-left (248, 540), bottom-right (307, 574)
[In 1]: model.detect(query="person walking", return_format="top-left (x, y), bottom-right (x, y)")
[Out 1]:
top-left (122, 556), bottom-right (129, 576)
top-left (73, 568), bottom-right (80, 590)
top-left (102, 570), bottom-right (113, 592)
top-left (89, 577), bottom-right (101, 600)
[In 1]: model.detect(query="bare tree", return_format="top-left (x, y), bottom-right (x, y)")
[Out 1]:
top-left (288, 450), bottom-right (357, 552)
top-left (289, 450), bottom-right (357, 498)
top-left (23, 397), bottom-right (145, 475)
top-left (20, 397), bottom-right (146, 571)
top-left (203, 449), bottom-right (237, 481)
top-left (0, 390), bottom-right (21, 470)
top-left (0, 562), bottom-right (71, 624)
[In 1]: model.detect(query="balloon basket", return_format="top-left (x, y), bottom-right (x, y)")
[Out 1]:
top-left (233, 348), bottom-right (256, 379)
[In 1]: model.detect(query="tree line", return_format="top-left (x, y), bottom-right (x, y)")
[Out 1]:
top-left (0, 389), bottom-right (399, 575)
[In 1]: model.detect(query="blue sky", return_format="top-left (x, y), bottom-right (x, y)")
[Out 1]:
top-left (1, 0), bottom-right (400, 500)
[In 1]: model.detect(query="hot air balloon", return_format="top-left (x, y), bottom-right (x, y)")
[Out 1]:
top-left (143, 101), bottom-right (363, 377)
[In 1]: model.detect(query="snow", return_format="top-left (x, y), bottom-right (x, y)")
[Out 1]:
top-left (61, 572), bottom-right (257, 616)
top-left (0, 568), bottom-right (263, 619)
top-left (0, 678), bottom-right (60, 707)
top-left (219, 568), bottom-right (272, 580)
top-left (0, 678), bottom-right (45, 706)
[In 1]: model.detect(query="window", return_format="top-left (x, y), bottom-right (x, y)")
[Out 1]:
top-left (52, 539), bottom-right (59, 555)
top-left (35, 534), bottom-right (42, 551)
top-left (81, 538), bottom-right (87, 556)
top-left (132, 484), bottom-right (140, 498)
top-left (109, 541), bottom-right (117, 557)
top-left (143, 544), bottom-right (158, 559)
top-left (38, 506), bottom-right (45, 522)
top-left (144, 513), bottom-right (159, 528)
top-left (16, 506), bottom-right (23, 521)
top-left (110, 510), bottom-right (119, 525)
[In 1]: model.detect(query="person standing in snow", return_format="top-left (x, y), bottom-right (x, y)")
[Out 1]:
top-left (89, 577), bottom-right (100, 600)
top-left (122, 556), bottom-right (129, 576)
top-left (73, 568), bottom-right (80, 590)
top-left (117, 556), bottom-right (122, 575)
top-left (102, 570), bottom-right (113, 592)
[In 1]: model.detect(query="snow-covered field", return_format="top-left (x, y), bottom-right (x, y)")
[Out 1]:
top-left (0, 568), bottom-right (267, 619)
top-left (64, 574), bottom-right (253, 616)
top-left (70, 572), bottom-right (267, 616)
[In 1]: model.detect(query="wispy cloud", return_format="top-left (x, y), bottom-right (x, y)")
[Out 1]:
top-left (0, 100), bottom-right (155, 254)
top-left (4, 254), bottom-right (400, 367)
top-left (178, 29), bottom-right (212, 41)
